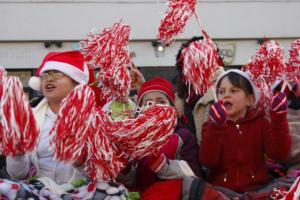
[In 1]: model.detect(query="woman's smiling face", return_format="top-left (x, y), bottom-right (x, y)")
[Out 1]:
top-left (41, 70), bottom-right (77, 104)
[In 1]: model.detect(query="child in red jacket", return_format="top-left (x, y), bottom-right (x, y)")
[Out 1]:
top-left (199, 69), bottom-right (291, 193)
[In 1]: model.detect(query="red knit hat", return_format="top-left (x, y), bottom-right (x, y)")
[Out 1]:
top-left (28, 50), bottom-right (89, 90)
top-left (137, 77), bottom-right (175, 106)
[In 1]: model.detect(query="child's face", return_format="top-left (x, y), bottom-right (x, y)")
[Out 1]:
top-left (41, 70), bottom-right (77, 104)
top-left (217, 77), bottom-right (254, 121)
top-left (141, 91), bottom-right (171, 107)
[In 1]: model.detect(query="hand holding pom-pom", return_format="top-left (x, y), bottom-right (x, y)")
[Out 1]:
top-left (147, 153), bottom-right (166, 173)
top-left (271, 92), bottom-right (287, 113)
top-left (209, 101), bottom-right (228, 125)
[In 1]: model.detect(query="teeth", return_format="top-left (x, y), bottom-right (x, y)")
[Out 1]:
top-left (46, 85), bottom-right (55, 89)
top-left (224, 102), bottom-right (232, 108)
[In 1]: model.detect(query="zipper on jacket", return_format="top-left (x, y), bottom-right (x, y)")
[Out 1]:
top-left (223, 173), bottom-right (228, 182)
top-left (250, 172), bottom-right (255, 179)
top-left (236, 124), bottom-right (242, 134)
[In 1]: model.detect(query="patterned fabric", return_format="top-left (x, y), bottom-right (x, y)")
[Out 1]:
top-left (272, 92), bottom-right (288, 113)
top-left (0, 178), bottom-right (128, 200)
top-left (209, 101), bottom-right (227, 125)
top-left (213, 175), bottom-right (298, 200)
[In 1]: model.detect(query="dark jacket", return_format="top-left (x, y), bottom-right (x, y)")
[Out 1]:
top-left (199, 109), bottom-right (291, 193)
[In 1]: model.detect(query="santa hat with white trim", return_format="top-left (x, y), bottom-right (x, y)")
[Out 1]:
top-left (29, 50), bottom-right (89, 90)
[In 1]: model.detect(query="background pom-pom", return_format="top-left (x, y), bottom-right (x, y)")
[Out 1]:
top-left (180, 31), bottom-right (222, 96)
top-left (80, 22), bottom-right (131, 69)
top-left (243, 40), bottom-right (287, 88)
top-left (158, 0), bottom-right (197, 44)
top-left (288, 39), bottom-right (300, 81)
top-left (242, 40), bottom-right (293, 116)
top-left (80, 22), bottom-right (132, 105)
top-left (0, 66), bottom-right (7, 79)
top-left (0, 76), bottom-right (39, 156)
top-left (28, 76), bottom-right (41, 91)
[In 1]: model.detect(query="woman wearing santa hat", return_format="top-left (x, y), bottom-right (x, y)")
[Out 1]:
top-left (5, 51), bottom-right (90, 195)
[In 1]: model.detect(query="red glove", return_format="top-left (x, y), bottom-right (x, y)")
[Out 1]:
top-left (271, 92), bottom-right (288, 113)
top-left (209, 101), bottom-right (227, 125)
top-left (148, 134), bottom-right (181, 172)
top-left (161, 134), bottom-right (181, 160)
top-left (148, 153), bottom-right (166, 172)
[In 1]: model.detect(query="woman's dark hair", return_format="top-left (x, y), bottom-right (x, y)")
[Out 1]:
top-left (216, 72), bottom-right (254, 96)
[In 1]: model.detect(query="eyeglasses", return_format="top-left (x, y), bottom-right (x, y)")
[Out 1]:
top-left (39, 71), bottom-right (65, 81)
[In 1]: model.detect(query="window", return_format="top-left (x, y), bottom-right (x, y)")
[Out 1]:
top-left (6, 69), bottom-right (35, 99)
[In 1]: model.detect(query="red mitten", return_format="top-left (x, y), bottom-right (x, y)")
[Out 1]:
top-left (161, 134), bottom-right (181, 160)
top-left (147, 134), bottom-right (181, 172)
top-left (271, 92), bottom-right (288, 113)
top-left (209, 101), bottom-right (227, 125)
top-left (148, 153), bottom-right (166, 173)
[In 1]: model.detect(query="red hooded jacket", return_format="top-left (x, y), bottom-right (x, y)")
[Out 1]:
top-left (199, 109), bottom-right (291, 193)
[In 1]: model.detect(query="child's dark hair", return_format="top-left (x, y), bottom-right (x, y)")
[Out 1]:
top-left (216, 72), bottom-right (254, 96)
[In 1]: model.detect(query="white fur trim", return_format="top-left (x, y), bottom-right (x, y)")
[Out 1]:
top-left (41, 61), bottom-right (89, 84)
top-left (28, 76), bottom-right (42, 91)
top-left (215, 69), bottom-right (260, 106)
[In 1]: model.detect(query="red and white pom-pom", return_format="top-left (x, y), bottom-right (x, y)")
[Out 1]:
top-left (289, 39), bottom-right (300, 68)
top-left (86, 109), bottom-right (126, 182)
top-left (242, 40), bottom-right (289, 116)
top-left (0, 66), bottom-right (6, 99)
top-left (282, 176), bottom-right (300, 200)
top-left (0, 66), bottom-right (7, 80)
top-left (158, 0), bottom-right (196, 44)
top-left (81, 22), bottom-right (132, 104)
top-left (243, 40), bottom-right (287, 88)
top-left (80, 22), bottom-right (131, 69)
top-left (180, 31), bottom-right (221, 96)
top-left (96, 49), bottom-right (131, 103)
top-left (288, 39), bottom-right (300, 80)
top-left (108, 104), bottom-right (177, 159)
top-left (50, 85), bottom-right (96, 163)
top-left (0, 76), bottom-right (39, 156)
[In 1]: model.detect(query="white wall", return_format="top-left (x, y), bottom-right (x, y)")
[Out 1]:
top-left (0, 0), bottom-right (300, 69)
top-left (1, 0), bottom-right (300, 40)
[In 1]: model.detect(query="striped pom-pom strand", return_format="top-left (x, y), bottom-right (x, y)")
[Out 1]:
top-left (80, 22), bottom-right (131, 69)
top-left (108, 104), bottom-right (177, 159)
top-left (0, 76), bottom-right (39, 156)
top-left (86, 109), bottom-right (126, 182)
top-left (158, 0), bottom-right (196, 45)
top-left (50, 85), bottom-right (96, 163)
top-left (180, 34), bottom-right (221, 96)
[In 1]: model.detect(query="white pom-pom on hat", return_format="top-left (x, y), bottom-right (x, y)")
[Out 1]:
top-left (28, 76), bottom-right (41, 91)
